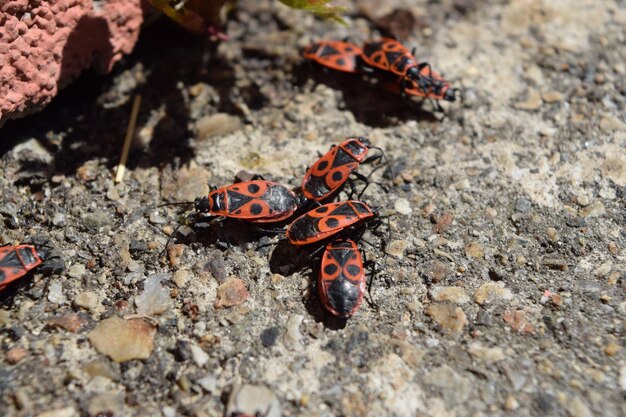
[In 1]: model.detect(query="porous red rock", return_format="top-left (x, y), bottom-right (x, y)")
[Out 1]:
top-left (0, 0), bottom-right (144, 125)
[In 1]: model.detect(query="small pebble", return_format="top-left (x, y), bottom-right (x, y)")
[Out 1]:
top-left (35, 407), bottom-right (78, 417)
top-left (504, 395), bottom-right (519, 410)
top-left (127, 259), bottom-right (144, 273)
top-left (284, 314), bottom-right (304, 350)
top-left (189, 344), bottom-right (209, 367)
top-left (87, 392), bottom-right (125, 417)
top-left (261, 327), bottom-right (280, 347)
top-left (136, 274), bottom-right (172, 316)
top-left (205, 251), bottom-right (228, 283)
top-left (6, 347), bottom-right (27, 364)
top-left (162, 406), bottom-right (177, 417)
top-left (89, 316), bottom-right (156, 362)
top-left (167, 244), bottom-right (184, 268)
top-left (542, 91), bottom-right (563, 103)
top-left (604, 342), bottom-right (621, 356)
top-left (425, 338), bottom-right (439, 348)
top-left (474, 282), bottom-right (512, 305)
top-left (576, 194), bottom-right (590, 207)
top-left (47, 282), bottom-right (67, 305)
top-left (226, 384), bottom-right (281, 417)
top-left (580, 201), bottom-right (605, 218)
top-left (214, 278), bottom-right (249, 308)
top-left (67, 264), bottom-right (85, 279)
top-left (149, 211), bottom-right (168, 225)
top-left (503, 309), bottom-right (534, 334)
top-left (594, 261), bottom-right (613, 277)
top-left (52, 212), bottom-right (66, 226)
top-left (465, 242), bottom-right (484, 259)
top-left (432, 212), bottom-right (453, 234)
top-left (196, 374), bottom-right (218, 393)
top-left (468, 343), bottom-right (505, 364)
top-left (543, 258), bottom-right (568, 270)
top-left (453, 178), bottom-right (470, 190)
top-left (430, 286), bottom-right (470, 304)
top-left (546, 227), bottom-right (559, 242)
top-left (425, 304), bottom-right (467, 335)
top-left (195, 113), bottom-right (241, 139)
top-left (599, 115), bottom-right (625, 132)
top-left (607, 272), bottom-right (619, 285)
top-left (172, 269), bottom-right (190, 288)
top-left (386, 239), bottom-right (408, 258)
top-left (566, 396), bottom-right (593, 417)
top-left (81, 212), bottom-right (111, 228)
top-left (394, 198), bottom-right (412, 215)
top-left (46, 314), bottom-right (91, 333)
top-left (514, 89), bottom-right (542, 111)
top-left (73, 291), bottom-right (98, 311)
top-left (515, 197), bottom-right (531, 212)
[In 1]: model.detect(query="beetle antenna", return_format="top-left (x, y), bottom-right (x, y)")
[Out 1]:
top-left (158, 201), bottom-right (194, 207)
top-left (160, 211), bottom-right (199, 257)
top-left (370, 146), bottom-right (395, 181)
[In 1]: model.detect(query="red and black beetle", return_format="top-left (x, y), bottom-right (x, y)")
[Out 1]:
top-left (302, 40), bottom-right (363, 74)
top-left (361, 38), bottom-right (425, 81)
top-left (286, 200), bottom-right (379, 246)
top-left (318, 239), bottom-right (367, 317)
top-left (361, 38), bottom-right (458, 102)
top-left (0, 244), bottom-right (44, 291)
top-left (302, 137), bottom-right (390, 201)
top-left (194, 180), bottom-right (304, 223)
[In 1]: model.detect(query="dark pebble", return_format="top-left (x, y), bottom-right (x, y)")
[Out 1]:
top-left (260, 326), bottom-right (279, 347)
top-left (535, 392), bottom-right (555, 413)
top-left (129, 240), bottom-right (148, 255)
top-left (171, 340), bottom-right (191, 362)
top-left (475, 310), bottom-right (493, 326)
top-left (515, 197), bottom-right (532, 212)
top-left (488, 269), bottom-right (504, 281)
top-left (205, 251), bottom-right (228, 283)
top-left (566, 216), bottom-right (586, 227)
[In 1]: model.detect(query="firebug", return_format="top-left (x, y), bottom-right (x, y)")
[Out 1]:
top-left (318, 239), bottom-right (367, 317)
top-left (0, 244), bottom-right (44, 291)
top-left (286, 200), bottom-right (379, 246)
top-left (302, 40), bottom-right (363, 73)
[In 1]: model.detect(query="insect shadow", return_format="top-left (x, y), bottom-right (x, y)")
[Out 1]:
top-left (302, 266), bottom-right (350, 330)
top-left (166, 216), bottom-right (287, 251)
top-left (292, 62), bottom-right (441, 127)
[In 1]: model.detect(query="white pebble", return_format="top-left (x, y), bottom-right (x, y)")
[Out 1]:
top-left (394, 198), bottom-right (412, 215)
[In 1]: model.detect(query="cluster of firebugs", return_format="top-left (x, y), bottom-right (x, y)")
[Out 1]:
top-left (192, 136), bottom-right (385, 317)
top-left (1, 38), bottom-right (458, 318)
top-left (303, 37), bottom-right (459, 104)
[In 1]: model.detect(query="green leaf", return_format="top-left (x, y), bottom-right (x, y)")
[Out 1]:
top-left (278, 0), bottom-right (347, 25)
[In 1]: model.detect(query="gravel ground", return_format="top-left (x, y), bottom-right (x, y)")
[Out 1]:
top-left (1, 1), bottom-right (625, 416)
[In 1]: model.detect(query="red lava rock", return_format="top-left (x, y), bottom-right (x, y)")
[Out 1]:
top-left (6, 347), bottom-right (28, 364)
top-left (503, 309), bottom-right (535, 334)
top-left (46, 314), bottom-right (91, 333)
top-left (0, 0), bottom-right (145, 125)
top-left (214, 278), bottom-right (250, 309)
